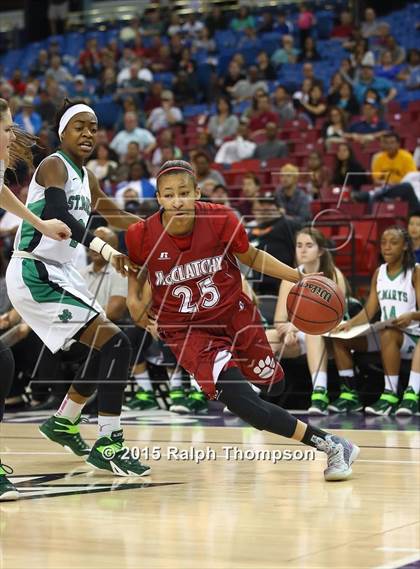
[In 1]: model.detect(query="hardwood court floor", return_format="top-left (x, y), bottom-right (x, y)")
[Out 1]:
top-left (1, 416), bottom-right (419, 569)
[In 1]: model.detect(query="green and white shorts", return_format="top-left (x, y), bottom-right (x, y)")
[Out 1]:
top-left (6, 252), bottom-right (104, 353)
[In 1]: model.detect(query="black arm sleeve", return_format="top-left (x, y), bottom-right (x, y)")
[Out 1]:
top-left (44, 186), bottom-right (95, 247)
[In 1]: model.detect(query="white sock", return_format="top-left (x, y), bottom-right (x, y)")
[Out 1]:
top-left (190, 377), bottom-right (201, 391)
top-left (312, 371), bottom-right (327, 390)
top-left (55, 395), bottom-right (84, 422)
top-left (169, 369), bottom-right (183, 390)
top-left (98, 415), bottom-right (121, 438)
top-left (338, 369), bottom-right (354, 379)
top-left (385, 375), bottom-right (399, 393)
top-left (135, 371), bottom-right (152, 392)
top-left (408, 371), bottom-right (420, 394)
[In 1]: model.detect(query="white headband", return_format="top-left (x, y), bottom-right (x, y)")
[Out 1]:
top-left (58, 104), bottom-right (97, 138)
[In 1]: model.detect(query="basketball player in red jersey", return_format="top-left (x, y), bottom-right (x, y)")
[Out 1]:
top-left (126, 160), bottom-right (359, 481)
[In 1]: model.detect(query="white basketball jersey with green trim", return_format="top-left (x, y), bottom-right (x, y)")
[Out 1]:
top-left (14, 150), bottom-right (91, 264)
top-left (377, 263), bottom-right (417, 330)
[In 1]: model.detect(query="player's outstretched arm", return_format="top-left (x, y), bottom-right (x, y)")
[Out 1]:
top-left (88, 170), bottom-right (140, 230)
top-left (0, 183), bottom-right (71, 241)
top-left (335, 269), bottom-right (380, 332)
top-left (235, 245), bottom-right (303, 283)
top-left (127, 270), bottom-right (152, 329)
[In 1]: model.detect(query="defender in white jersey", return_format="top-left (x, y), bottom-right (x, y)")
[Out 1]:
top-left (334, 226), bottom-right (420, 416)
top-left (6, 100), bottom-right (151, 477)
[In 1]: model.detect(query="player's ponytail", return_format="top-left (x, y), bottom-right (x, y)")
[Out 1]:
top-left (0, 98), bottom-right (37, 171)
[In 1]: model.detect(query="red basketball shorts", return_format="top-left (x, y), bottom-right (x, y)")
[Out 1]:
top-left (158, 293), bottom-right (284, 398)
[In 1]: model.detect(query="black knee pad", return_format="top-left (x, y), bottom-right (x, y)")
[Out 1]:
top-left (217, 367), bottom-right (271, 431)
top-left (0, 340), bottom-right (14, 421)
top-left (97, 331), bottom-right (132, 415)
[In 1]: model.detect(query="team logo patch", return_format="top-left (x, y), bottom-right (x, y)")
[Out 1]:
top-left (158, 252), bottom-right (170, 260)
top-left (58, 309), bottom-right (73, 323)
top-left (253, 356), bottom-right (276, 379)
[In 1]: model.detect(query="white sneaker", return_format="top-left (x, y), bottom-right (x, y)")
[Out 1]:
top-left (314, 435), bottom-right (360, 481)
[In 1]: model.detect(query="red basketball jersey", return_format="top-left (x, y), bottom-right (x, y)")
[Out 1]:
top-left (126, 202), bottom-right (249, 325)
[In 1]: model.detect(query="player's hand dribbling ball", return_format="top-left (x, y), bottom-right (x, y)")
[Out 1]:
top-left (286, 276), bottom-right (345, 335)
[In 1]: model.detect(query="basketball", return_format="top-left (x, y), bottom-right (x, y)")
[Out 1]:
top-left (286, 276), bottom-right (345, 335)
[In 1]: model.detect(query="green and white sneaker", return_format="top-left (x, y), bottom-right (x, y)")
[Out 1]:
top-left (39, 415), bottom-right (91, 457)
top-left (0, 462), bottom-right (19, 501)
top-left (187, 390), bottom-right (208, 413)
top-left (308, 387), bottom-right (329, 415)
top-left (123, 388), bottom-right (159, 411)
top-left (395, 388), bottom-right (419, 416)
top-left (329, 386), bottom-right (363, 414)
top-left (86, 429), bottom-right (151, 477)
top-left (169, 389), bottom-right (191, 414)
top-left (365, 390), bottom-right (399, 416)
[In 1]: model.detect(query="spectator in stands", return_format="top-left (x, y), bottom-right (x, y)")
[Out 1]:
top-left (167, 13), bottom-right (183, 37)
top-left (110, 111), bottom-right (156, 157)
top-left (115, 161), bottom-right (156, 205)
top-left (322, 106), bottom-right (347, 148)
top-left (117, 61), bottom-right (153, 104)
top-left (237, 172), bottom-right (261, 218)
top-left (29, 50), bottom-right (49, 78)
top-left (397, 49), bottom-right (420, 90)
top-left (298, 37), bottom-right (321, 62)
top-left (249, 196), bottom-right (301, 295)
top-left (371, 132), bottom-right (417, 185)
top-left (376, 50), bottom-right (401, 82)
top-left (35, 88), bottom-right (57, 124)
top-left (151, 128), bottom-right (183, 166)
top-left (206, 6), bottom-right (227, 35)
top-left (119, 16), bottom-right (140, 44)
top-left (79, 38), bottom-right (101, 78)
top-left (221, 60), bottom-right (244, 97)
top-left (140, 8), bottom-right (164, 37)
top-left (146, 90), bottom-right (183, 133)
top-left (230, 6), bottom-right (256, 32)
top-left (256, 51), bottom-right (277, 81)
top-left (86, 143), bottom-right (118, 182)
top-left (237, 27), bottom-right (259, 50)
top-left (114, 96), bottom-right (143, 132)
top-left (168, 34), bottom-right (184, 66)
top-left (121, 141), bottom-right (141, 167)
top-left (275, 163), bottom-right (311, 222)
top-left (292, 77), bottom-right (313, 106)
top-left (67, 75), bottom-right (92, 103)
top-left (271, 35), bottom-right (299, 66)
top-left (303, 151), bottom-right (331, 199)
top-left (8, 69), bottom-right (26, 96)
top-left (355, 171), bottom-right (420, 214)
top-left (354, 63), bottom-right (397, 104)
top-left (97, 68), bottom-right (117, 97)
top-left (208, 96), bottom-right (239, 147)
top-left (379, 35), bottom-right (406, 66)
top-left (332, 10), bottom-right (354, 41)
top-left (299, 83), bottom-right (327, 124)
top-left (332, 142), bottom-right (369, 192)
top-left (272, 85), bottom-right (295, 124)
top-left (193, 151), bottom-right (226, 187)
top-left (361, 7), bottom-right (380, 39)
top-left (14, 96), bottom-right (42, 136)
top-left (210, 184), bottom-right (239, 216)
top-left (258, 12), bottom-right (275, 34)
top-left (248, 91), bottom-right (279, 133)
top-left (408, 211), bottom-right (420, 262)
top-left (118, 47), bottom-right (136, 71)
top-left (253, 122), bottom-right (288, 160)
top-left (275, 10), bottom-right (293, 35)
top-left (48, 0), bottom-right (69, 35)
top-left (230, 66), bottom-right (268, 102)
top-left (215, 118), bottom-right (257, 164)
top-left (297, 3), bottom-right (315, 47)
top-left (143, 82), bottom-right (163, 112)
top-left (346, 101), bottom-right (388, 143)
top-left (192, 26), bottom-right (217, 54)
top-left (150, 44), bottom-right (173, 74)
top-left (181, 13), bottom-right (204, 39)
top-left (190, 131), bottom-right (217, 162)
top-left (350, 39), bottom-right (376, 74)
top-left (45, 55), bottom-right (72, 84)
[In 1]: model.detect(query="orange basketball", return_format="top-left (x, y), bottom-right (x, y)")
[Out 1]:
top-left (286, 276), bottom-right (345, 335)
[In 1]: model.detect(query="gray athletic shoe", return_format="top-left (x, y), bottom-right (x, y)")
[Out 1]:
top-left (314, 434), bottom-right (360, 481)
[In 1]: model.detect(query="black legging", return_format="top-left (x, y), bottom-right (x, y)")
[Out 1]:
top-left (0, 339), bottom-right (14, 421)
top-left (375, 182), bottom-right (419, 214)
